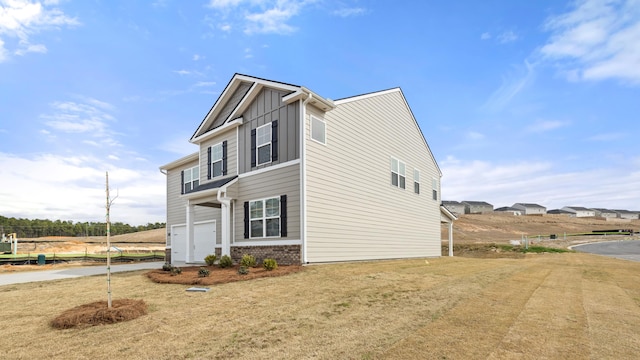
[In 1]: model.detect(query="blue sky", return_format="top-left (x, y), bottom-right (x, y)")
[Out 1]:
top-left (1, 0), bottom-right (639, 225)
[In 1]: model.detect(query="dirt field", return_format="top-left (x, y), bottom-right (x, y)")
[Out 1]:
top-left (1, 253), bottom-right (638, 359)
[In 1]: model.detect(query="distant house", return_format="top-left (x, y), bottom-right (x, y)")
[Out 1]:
top-left (512, 203), bottom-right (547, 215)
top-left (462, 201), bottom-right (493, 214)
top-left (547, 209), bottom-right (574, 216)
top-left (442, 201), bottom-right (465, 216)
top-left (591, 208), bottom-right (618, 218)
top-left (494, 206), bottom-right (523, 216)
top-left (561, 206), bottom-right (596, 218)
top-left (615, 210), bottom-right (640, 220)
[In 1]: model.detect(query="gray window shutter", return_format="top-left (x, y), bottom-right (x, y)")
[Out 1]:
top-left (243, 201), bottom-right (249, 238)
top-left (222, 140), bottom-right (228, 175)
top-left (251, 129), bottom-right (257, 167)
top-left (207, 147), bottom-right (211, 180)
top-left (180, 170), bottom-right (184, 195)
top-left (280, 194), bottom-right (287, 237)
top-left (271, 120), bottom-right (278, 161)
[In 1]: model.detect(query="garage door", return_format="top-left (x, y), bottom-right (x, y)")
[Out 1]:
top-left (171, 224), bottom-right (186, 263)
top-left (192, 221), bottom-right (216, 263)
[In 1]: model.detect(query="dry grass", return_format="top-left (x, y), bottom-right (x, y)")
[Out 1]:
top-left (1, 252), bottom-right (639, 359)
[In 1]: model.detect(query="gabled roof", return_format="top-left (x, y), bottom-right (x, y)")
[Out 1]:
top-left (495, 206), bottom-right (521, 212)
top-left (184, 175), bottom-right (238, 195)
top-left (562, 206), bottom-right (594, 212)
top-left (462, 201), bottom-right (493, 206)
top-left (547, 209), bottom-right (573, 214)
top-left (442, 200), bottom-right (463, 205)
top-left (190, 73), bottom-right (335, 143)
top-left (513, 203), bottom-right (546, 208)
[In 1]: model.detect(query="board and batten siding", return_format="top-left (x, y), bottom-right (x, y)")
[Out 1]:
top-left (233, 162), bottom-right (301, 244)
top-left (208, 81), bottom-right (253, 130)
top-left (304, 90), bottom-right (441, 262)
top-left (237, 88), bottom-right (300, 174)
top-left (199, 127), bottom-right (238, 181)
top-left (166, 159), bottom-right (221, 247)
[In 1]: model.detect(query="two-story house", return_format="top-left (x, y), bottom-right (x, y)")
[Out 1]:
top-left (160, 74), bottom-right (452, 265)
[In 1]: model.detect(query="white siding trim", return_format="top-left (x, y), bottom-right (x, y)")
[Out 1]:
top-left (238, 159), bottom-right (300, 178)
top-left (334, 88), bottom-right (400, 105)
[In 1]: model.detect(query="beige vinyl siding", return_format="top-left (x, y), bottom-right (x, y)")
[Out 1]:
top-left (233, 163), bottom-right (301, 243)
top-left (305, 90), bottom-right (441, 262)
top-left (199, 127), bottom-right (238, 181)
top-left (165, 159), bottom-right (220, 247)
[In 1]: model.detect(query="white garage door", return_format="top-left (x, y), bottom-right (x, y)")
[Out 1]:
top-left (192, 221), bottom-right (216, 263)
top-left (171, 224), bottom-right (186, 263)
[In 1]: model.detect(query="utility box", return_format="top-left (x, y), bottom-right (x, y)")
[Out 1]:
top-left (37, 254), bottom-right (46, 265)
top-left (0, 242), bottom-right (11, 254)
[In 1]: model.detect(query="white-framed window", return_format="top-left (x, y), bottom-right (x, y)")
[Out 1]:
top-left (432, 177), bottom-right (438, 201)
top-left (249, 197), bottom-right (280, 238)
top-left (391, 158), bottom-right (406, 189)
top-left (414, 169), bottom-right (420, 194)
top-left (256, 123), bottom-right (272, 165)
top-left (210, 142), bottom-right (223, 178)
top-left (310, 116), bottom-right (326, 145)
top-left (183, 166), bottom-right (199, 193)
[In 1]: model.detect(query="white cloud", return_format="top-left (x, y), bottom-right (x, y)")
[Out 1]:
top-left (244, 5), bottom-right (300, 35)
top-left (173, 69), bottom-right (192, 75)
top-left (466, 131), bottom-right (485, 140)
top-left (482, 60), bottom-right (535, 111)
top-left (441, 156), bottom-right (640, 211)
top-left (497, 30), bottom-right (518, 43)
top-left (0, 152), bottom-right (165, 224)
top-left (207, 0), bottom-right (244, 8)
top-left (0, 0), bottom-right (79, 62)
top-left (332, 7), bottom-right (365, 17)
top-left (481, 32), bottom-right (491, 40)
top-left (540, 0), bottom-right (640, 84)
top-left (526, 120), bottom-right (569, 133)
top-left (219, 23), bottom-right (231, 32)
top-left (193, 81), bottom-right (216, 87)
top-left (192, 53), bottom-right (202, 61)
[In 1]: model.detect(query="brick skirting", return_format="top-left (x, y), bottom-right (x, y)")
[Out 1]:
top-left (231, 245), bottom-right (301, 265)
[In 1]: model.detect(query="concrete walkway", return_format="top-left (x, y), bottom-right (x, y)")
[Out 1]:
top-left (0, 261), bottom-right (164, 286)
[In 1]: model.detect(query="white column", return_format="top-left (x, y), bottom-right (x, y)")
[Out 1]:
top-left (221, 202), bottom-right (230, 256)
top-left (448, 222), bottom-right (454, 257)
top-left (186, 203), bottom-right (194, 263)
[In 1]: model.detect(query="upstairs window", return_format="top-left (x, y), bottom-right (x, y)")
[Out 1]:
top-left (182, 166), bottom-right (199, 194)
top-left (432, 178), bottom-right (438, 201)
top-left (311, 116), bottom-right (326, 145)
top-left (391, 158), bottom-right (406, 189)
top-left (414, 169), bottom-right (420, 194)
top-left (251, 121), bottom-right (278, 167)
top-left (257, 123), bottom-right (272, 165)
top-left (210, 142), bottom-right (223, 178)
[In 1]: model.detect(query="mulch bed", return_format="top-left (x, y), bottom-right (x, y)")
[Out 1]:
top-left (51, 299), bottom-right (147, 329)
top-left (146, 264), bottom-right (304, 285)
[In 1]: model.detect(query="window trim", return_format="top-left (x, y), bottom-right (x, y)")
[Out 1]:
top-left (391, 157), bottom-right (406, 189)
top-left (183, 165), bottom-right (199, 193)
top-left (210, 142), bottom-right (224, 178)
top-left (256, 123), bottom-right (272, 166)
top-left (310, 116), bottom-right (326, 145)
top-left (249, 196), bottom-right (280, 239)
top-left (414, 169), bottom-right (420, 194)
top-left (432, 177), bottom-right (438, 201)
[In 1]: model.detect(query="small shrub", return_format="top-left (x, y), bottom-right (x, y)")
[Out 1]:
top-left (162, 262), bottom-right (172, 272)
top-left (198, 267), bottom-right (210, 277)
top-left (237, 266), bottom-right (249, 275)
top-left (219, 255), bottom-right (233, 268)
top-left (263, 258), bottom-right (278, 271)
top-left (204, 254), bottom-right (217, 266)
top-left (170, 266), bottom-right (182, 276)
top-left (240, 254), bottom-right (257, 267)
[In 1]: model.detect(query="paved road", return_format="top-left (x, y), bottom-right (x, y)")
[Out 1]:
top-left (572, 240), bottom-right (640, 262)
top-left (0, 261), bottom-right (164, 286)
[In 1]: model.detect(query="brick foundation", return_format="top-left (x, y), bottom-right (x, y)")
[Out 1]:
top-left (230, 245), bottom-right (301, 265)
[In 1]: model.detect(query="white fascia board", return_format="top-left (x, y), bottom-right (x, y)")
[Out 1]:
top-left (191, 77), bottom-right (245, 140)
top-left (159, 152), bottom-right (199, 171)
top-left (333, 88), bottom-right (401, 105)
top-left (190, 117), bottom-right (243, 144)
top-left (283, 87), bottom-right (336, 111)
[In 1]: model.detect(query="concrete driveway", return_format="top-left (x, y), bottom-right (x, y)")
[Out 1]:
top-left (0, 261), bottom-right (164, 286)
top-left (571, 240), bottom-right (640, 262)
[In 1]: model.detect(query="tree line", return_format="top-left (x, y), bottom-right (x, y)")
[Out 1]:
top-left (0, 216), bottom-right (165, 238)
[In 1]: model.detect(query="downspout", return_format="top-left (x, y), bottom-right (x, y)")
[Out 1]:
top-left (301, 92), bottom-right (313, 264)
top-left (217, 178), bottom-right (237, 257)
